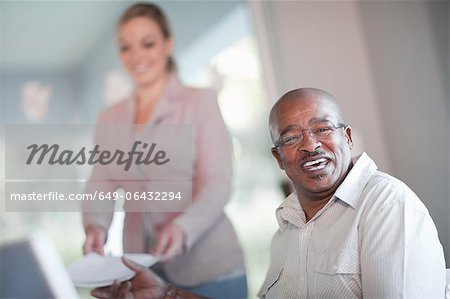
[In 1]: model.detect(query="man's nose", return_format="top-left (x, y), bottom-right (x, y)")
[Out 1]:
top-left (300, 131), bottom-right (321, 152)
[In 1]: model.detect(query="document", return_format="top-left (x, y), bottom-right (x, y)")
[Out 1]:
top-left (68, 252), bottom-right (159, 288)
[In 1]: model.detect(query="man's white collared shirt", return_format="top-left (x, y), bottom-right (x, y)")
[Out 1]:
top-left (259, 153), bottom-right (446, 298)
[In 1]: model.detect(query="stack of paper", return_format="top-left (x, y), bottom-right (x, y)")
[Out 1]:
top-left (67, 253), bottom-right (159, 288)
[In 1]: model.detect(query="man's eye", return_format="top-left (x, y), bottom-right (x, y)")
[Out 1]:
top-left (315, 127), bottom-right (332, 134)
top-left (284, 136), bottom-right (298, 144)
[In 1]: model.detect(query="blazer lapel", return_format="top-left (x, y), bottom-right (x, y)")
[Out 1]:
top-left (129, 74), bottom-right (184, 181)
top-left (149, 74), bottom-right (184, 124)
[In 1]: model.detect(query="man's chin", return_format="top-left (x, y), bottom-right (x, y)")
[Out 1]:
top-left (301, 176), bottom-right (336, 195)
top-left (303, 171), bottom-right (332, 183)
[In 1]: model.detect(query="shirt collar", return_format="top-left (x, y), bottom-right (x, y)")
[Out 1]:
top-left (276, 152), bottom-right (378, 230)
top-left (334, 152), bottom-right (378, 208)
top-left (276, 192), bottom-right (305, 230)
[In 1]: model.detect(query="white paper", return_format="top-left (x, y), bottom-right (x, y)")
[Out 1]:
top-left (67, 253), bottom-right (159, 288)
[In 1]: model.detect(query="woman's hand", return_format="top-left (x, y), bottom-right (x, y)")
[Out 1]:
top-left (151, 223), bottom-right (185, 261)
top-left (83, 224), bottom-right (106, 255)
top-left (91, 257), bottom-right (167, 299)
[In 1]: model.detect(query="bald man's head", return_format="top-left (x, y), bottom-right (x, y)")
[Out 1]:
top-left (269, 88), bottom-right (345, 143)
top-left (268, 87), bottom-right (354, 201)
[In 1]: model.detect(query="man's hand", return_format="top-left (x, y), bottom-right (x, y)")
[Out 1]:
top-left (83, 224), bottom-right (106, 255)
top-left (91, 257), bottom-right (167, 299)
top-left (151, 223), bottom-right (185, 261)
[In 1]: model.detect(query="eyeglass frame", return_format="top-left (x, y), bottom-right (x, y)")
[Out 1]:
top-left (273, 122), bottom-right (348, 148)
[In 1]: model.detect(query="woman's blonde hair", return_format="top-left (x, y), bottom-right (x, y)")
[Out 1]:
top-left (118, 3), bottom-right (176, 71)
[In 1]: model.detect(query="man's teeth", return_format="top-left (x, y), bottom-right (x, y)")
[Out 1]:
top-left (303, 158), bottom-right (327, 167)
top-left (308, 164), bottom-right (327, 171)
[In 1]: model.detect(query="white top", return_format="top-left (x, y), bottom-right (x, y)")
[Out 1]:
top-left (259, 152), bottom-right (446, 298)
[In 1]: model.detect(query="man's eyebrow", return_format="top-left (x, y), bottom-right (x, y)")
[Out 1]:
top-left (279, 118), bottom-right (331, 137)
top-left (279, 125), bottom-right (299, 137)
top-left (308, 117), bottom-right (330, 125)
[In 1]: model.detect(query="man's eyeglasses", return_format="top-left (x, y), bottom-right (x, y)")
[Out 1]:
top-left (274, 122), bottom-right (347, 148)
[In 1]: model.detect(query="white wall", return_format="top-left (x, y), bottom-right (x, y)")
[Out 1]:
top-left (251, 0), bottom-right (449, 265)
top-left (251, 1), bottom-right (391, 171)
top-left (358, 0), bottom-right (449, 265)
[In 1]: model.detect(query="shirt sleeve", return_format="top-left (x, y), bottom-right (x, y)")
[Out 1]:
top-left (173, 91), bottom-right (233, 250)
top-left (359, 183), bottom-right (446, 299)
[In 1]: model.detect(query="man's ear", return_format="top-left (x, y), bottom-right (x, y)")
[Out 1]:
top-left (344, 126), bottom-right (353, 149)
top-left (271, 147), bottom-right (285, 170)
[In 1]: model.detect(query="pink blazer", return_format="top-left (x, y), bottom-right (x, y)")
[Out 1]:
top-left (83, 75), bottom-right (245, 286)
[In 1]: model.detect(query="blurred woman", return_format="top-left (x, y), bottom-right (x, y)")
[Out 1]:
top-left (82, 3), bottom-right (246, 298)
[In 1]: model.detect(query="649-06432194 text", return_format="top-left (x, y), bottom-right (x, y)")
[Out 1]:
top-left (9, 191), bottom-right (183, 201)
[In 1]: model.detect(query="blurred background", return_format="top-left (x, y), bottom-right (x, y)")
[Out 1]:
top-left (0, 1), bottom-right (448, 298)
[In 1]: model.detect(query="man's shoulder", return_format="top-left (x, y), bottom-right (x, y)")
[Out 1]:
top-left (360, 170), bottom-right (428, 214)
top-left (367, 170), bottom-right (407, 190)
top-left (366, 170), bottom-right (411, 197)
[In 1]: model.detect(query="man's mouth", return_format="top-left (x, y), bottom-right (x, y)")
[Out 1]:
top-left (301, 158), bottom-right (329, 172)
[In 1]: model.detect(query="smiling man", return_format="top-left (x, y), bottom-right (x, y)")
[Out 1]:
top-left (91, 88), bottom-right (446, 299)
top-left (260, 88), bottom-right (446, 298)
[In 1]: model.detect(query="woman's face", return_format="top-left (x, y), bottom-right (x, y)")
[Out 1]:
top-left (118, 17), bottom-right (173, 88)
